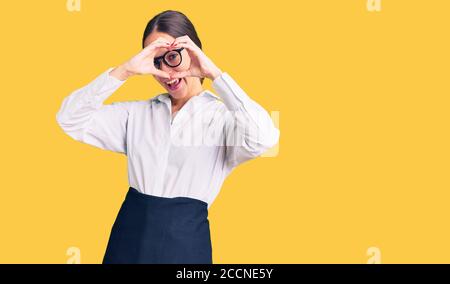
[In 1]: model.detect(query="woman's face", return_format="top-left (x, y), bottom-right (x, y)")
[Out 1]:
top-left (143, 31), bottom-right (193, 100)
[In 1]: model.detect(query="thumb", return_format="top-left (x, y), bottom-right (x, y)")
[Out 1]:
top-left (153, 70), bottom-right (171, 79)
top-left (170, 70), bottom-right (191, 79)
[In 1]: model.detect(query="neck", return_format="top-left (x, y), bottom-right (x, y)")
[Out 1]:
top-left (170, 79), bottom-right (204, 109)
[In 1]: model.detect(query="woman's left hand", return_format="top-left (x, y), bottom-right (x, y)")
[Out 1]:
top-left (168, 35), bottom-right (223, 81)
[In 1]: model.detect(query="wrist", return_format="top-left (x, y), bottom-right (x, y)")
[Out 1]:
top-left (110, 64), bottom-right (134, 81)
top-left (208, 67), bottom-right (223, 81)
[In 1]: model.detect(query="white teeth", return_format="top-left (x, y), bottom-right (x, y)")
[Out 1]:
top-left (166, 79), bottom-right (179, 85)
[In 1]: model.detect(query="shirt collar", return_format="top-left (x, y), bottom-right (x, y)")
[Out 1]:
top-left (154, 90), bottom-right (220, 103)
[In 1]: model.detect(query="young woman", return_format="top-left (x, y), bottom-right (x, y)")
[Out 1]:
top-left (56, 10), bottom-right (280, 264)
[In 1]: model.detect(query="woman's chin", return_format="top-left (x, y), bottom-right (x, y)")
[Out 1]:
top-left (167, 79), bottom-right (187, 98)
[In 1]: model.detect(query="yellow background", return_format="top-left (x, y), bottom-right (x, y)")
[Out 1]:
top-left (0, 0), bottom-right (449, 263)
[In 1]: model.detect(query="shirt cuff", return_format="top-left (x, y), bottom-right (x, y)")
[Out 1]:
top-left (91, 67), bottom-right (127, 103)
top-left (106, 67), bottom-right (128, 84)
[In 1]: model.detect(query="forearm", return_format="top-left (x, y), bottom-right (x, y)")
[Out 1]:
top-left (56, 67), bottom-right (129, 153)
top-left (206, 66), bottom-right (223, 81)
top-left (109, 64), bottom-right (135, 81)
top-left (56, 67), bottom-right (126, 127)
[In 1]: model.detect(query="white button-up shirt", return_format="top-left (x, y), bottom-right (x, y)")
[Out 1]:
top-left (56, 68), bottom-right (280, 208)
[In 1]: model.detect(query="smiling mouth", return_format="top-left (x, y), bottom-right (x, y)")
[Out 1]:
top-left (165, 78), bottom-right (182, 90)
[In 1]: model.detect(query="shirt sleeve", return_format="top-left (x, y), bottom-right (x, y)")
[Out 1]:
top-left (56, 67), bottom-right (131, 155)
top-left (212, 72), bottom-right (280, 169)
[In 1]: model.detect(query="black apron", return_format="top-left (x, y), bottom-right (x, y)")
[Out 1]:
top-left (102, 187), bottom-right (213, 264)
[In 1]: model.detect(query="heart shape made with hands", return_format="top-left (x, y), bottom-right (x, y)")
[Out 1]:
top-left (163, 39), bottom-right (206, 80)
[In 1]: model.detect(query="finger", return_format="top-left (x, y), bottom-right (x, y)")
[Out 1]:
top-left (155, 37), bottom-right (172, 45)
top-left (172, 43), bottom-right (203, 60)
top-left (148, 39), bottom-right (171, 49)
top-left (153, 69), bottom-right (171, 79)
top-left (142, 41), bottom-right (171, 56)
top-left (172, 38), bottom-right (189, 46)
top-left (141, 43), bottom-right (169, 57)
top-left (174, 35), bottom-right (190, 43)
top-left (171, 35), bottom-right (191, 47)
top-left (171, 42), bottom-right (199, 53)
top-left (171, 36), bottom-right (183, 45)
top-left (147, 40), bottom-right (171, 51)
top-left (170, 70), bottom-right (189, 79)
top-left (174, 35), bottom-right (199, 48)
top-left (170, 70), bottom-right (194, 79)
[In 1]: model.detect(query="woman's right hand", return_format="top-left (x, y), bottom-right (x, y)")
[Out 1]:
top-left (110, 37), bottom-right (172, 81)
